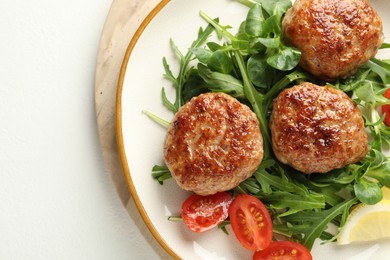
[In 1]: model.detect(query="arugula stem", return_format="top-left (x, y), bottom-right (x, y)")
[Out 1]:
top-left (303, 198), bottom-right (357, 249)
top-left (142, 110), bottom-right (170, 128)
top-left (263, 70), bottom-right (308, 102)
top-left (235, 0), bottom-right (258, 7)
top-left (199, 11), bottom-right (236, 41)
top-left (163, 24), bottom-right (216, 112)
top-left (199, 10), bottom-right (272, 158)
top-left (176, 52), bottom-right (192, 108)
top-left (152, 165), bottom-right (172, 184)
top-left (234, 50), bottom-right (271, 159)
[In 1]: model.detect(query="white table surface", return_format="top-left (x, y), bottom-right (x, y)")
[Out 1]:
top-left (0, 0), bottom-right (162, 259)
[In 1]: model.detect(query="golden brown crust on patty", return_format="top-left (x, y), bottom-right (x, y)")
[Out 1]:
top-left (164, 92), bottom-right (263, 195)
top-left (282, 0), bottom-right (383, 80)
top-left (269, 82), bottom-right (368, 174)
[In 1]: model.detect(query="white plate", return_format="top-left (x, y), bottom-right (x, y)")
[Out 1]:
top-left (116, 0), bottom-right (390, 259)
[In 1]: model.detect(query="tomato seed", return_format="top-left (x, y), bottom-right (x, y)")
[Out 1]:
top-left (258, 222), bottom-right (264, 228)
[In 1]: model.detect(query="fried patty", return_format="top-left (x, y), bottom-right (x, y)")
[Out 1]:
top-left (282, 0), bottom-right (383, 80)
top-left (269, 82), bottom-right (368, 174)
top-left (164, 92), bottom-right (263, 195)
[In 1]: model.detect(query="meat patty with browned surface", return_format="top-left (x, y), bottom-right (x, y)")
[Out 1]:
top-left (282, 0), bottom-right (383, 80)
top-left (164, 92), bottom-right (263, 195)
top-left (269, 82), bottom-right (368, 174)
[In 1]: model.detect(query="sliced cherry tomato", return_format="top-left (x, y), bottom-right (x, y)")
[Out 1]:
top-left (384, 88), bottom-right (390, 99)
top-left (181, 192), bottom-right (232, 232)
top-left (382, 88), bottom-right (390, 126)
top-left (228, 194), bottom-right (273, 251)
top-left (253, 241), bottom-right (312, 260)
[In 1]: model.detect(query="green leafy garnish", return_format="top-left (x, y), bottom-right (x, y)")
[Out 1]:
top-left (148, 0), bottom-right (390, 251)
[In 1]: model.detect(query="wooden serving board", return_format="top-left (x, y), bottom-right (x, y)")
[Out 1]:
top-left (94, 0), bottom-right (170, 258)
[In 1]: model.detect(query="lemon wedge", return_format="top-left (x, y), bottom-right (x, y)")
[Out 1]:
top-left (382, 187), bottom-right (390, 200)
top-left (337, 199), bottom-right (390, 245)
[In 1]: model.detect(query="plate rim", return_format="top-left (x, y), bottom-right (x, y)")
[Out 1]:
top-left (115, 0), bottom-right (179, 259)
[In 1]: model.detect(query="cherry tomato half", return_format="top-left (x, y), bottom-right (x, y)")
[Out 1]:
top-left (382, 88), bottom-right (390, 126)
top-left (181, 192), bottom-right (232, 232)
top-left (253, 241), bottom-right (312, 260)
top-left (228, 194), bottom-right (273, 251)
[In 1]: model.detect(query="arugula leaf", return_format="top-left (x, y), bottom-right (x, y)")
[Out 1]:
top-left (181, 69), bottom-right (209, 102)
top-left (282, 198), bottom-right (357, 250)
top-left (367, 58), bottom-right (390, 84)
top-left (162, 24), bottom-right (216, 112)
top-left (188, 47), bottom-right (213, 64)
top-left (197, 64), bottom-right (245, 98)
top-left (262, 190), bottom-right (325, 217)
